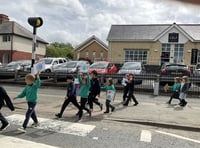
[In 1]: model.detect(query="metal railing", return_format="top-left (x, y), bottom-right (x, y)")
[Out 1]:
top-left (0, 71), bottom-right (200, 97)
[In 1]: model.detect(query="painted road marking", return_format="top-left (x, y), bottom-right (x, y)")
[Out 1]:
top-left (140, 130), bottom-right (152, 142)
top-left (156, 130), bottom-right (200, 144)
top-left (0, 135), bottom-right (60, 148)
top-left (7, 114), bottom-right (96, 137)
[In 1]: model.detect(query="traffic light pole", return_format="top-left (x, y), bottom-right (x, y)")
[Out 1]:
top-left (28, 17), bottom-right (43, 74)
top-left (31, 27), bottom-right (37, 74)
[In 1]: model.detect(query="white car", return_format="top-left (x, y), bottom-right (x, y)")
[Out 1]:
top-left (37, 57), bottom-right (67, 72)
top-left (118, 62), bottom-right (145, 75)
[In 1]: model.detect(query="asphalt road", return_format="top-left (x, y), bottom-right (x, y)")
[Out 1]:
top-left (1, 84), bottom-right (200, 148)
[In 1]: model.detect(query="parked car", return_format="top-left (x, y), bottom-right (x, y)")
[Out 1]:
top-left (118, 62), bottom-right (145, 75)
top-left (193, 63), bottom-right (200, 76)
top-left (53, 60), bottom-right (90, 73)
top-left (88, 61), bottom-right (117, 74)
top-left (0, 60), bottom-right (31, 72)
top-left (117, 62), bottom-right (144, 84)
top-left (160, 63), bottom-right (191, 86)
top-left (37, 57), bottom-right (67, 72)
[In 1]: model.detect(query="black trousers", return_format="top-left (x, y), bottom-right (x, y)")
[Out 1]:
top-left (105, 100), bottom-right (114, 112)
top-left (88, 93), bottom-right (101, 110)
top-left (124, 90), bottom-right (138, 105)
top-left (168, 92), bottom-right (181, 103)
top-left (59, 96), bottom-right (82, 119)
top-left (23, 102), bottom-right (38, 128)
top-left (0, 112), bottom-right (8, 126)
top-left (123, 87), bottom-right (128, 101)
top-left (78, 97), bottom-right (90, 118)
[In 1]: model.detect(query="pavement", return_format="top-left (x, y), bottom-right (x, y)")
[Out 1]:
top-left (10, 90), bottom-right (200, 132)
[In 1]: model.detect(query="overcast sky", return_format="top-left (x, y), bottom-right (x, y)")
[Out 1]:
top-left (1, 0), bottom-right (200, 47)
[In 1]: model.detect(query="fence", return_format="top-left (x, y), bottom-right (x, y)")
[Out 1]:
top-left (0, 71), bottom-right (200, 97)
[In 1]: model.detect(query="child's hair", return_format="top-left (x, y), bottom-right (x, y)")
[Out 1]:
top-left (108, 78), bottom-right (113, 85)
top-left (66, 75), bottom-right (74, 81)
top-left (91, 70), bottom-right (98, 76)
top-left (182, 76), bottom-right (189, 82)
top-left (25, 74), bottom-right (35, 82)
top-left (129, 73), bottom-right (134, 77)
top-left (174, 77), bottom-right (181, 83)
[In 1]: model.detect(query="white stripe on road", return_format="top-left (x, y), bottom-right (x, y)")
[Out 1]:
top-left (7, 114), bottom-right (95, 137)
top-left (0, 135), bottom-right (60, 148)
top-left (156, 130), bottom-right (200, 144)
top-left (140, 130), bottom-right (152, 142)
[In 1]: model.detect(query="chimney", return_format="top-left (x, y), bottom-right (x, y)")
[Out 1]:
top-left (0, 14), bottom-right (9, 24)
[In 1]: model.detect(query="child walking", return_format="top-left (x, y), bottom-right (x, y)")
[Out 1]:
top-left (76, 72), bottom-right (91, 119)
top-left (88, 70), bottom-right (103, 112)
top-left (101, 78), bottom-right (116, 113)
top-left (0, 86), bottom-right (15, 131)
top-left (121, 74), bottom-right (129, 103)
top-left (13, 72), bottom-right (41, 133)
top-left (123, 73), bottom-right (139, 106)
top-left (167, 77), bottom-right (182, 104)
top-left (179, 76), bottom-right (190, 107)
top-left (55, 75), bottom-right (82, 121)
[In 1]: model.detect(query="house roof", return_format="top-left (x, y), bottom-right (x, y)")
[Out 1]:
top-left (107, 24), bottom-right (200, 42)
top-left (0, 21), bottom-right (48, 44)
top-left (74, 35), bottom-right (108, 51)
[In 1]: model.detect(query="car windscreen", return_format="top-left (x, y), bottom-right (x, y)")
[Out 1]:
top-left (90, 63), bottom-right (108, 69)
top-left (121, 63), bottom-right (141, 70)
top-left (39, 59), bottom-right (53, 64)
top-left (62, 62), bottom-right (77, 68)
top-left (166, 65), bottom-right (187, 70)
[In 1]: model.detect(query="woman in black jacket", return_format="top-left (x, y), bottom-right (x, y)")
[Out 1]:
top-left (0, 86), bottom-right (15, 131)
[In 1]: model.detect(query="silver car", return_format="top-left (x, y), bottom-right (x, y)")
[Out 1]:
top-left (193, 63), bottom-right (200, 76)
top-left (118, 62), bottom-right (145, 75)
top-left (53, 61), bottom-right (90, 73)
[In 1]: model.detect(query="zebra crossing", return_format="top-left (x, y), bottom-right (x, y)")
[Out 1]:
top-left (0, 114), bottom-right (96, 148)
top-left (6, 114), bottom-right (96, 137)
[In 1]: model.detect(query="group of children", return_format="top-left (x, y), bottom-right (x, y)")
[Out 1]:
top-left (166, 76), bottom-right (191, 107)
top-left (0, 70), bottom-right (191, 133)
top-left (55, 70), bottom-right (116, 121)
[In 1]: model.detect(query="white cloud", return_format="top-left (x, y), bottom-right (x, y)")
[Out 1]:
top-left (1, 0), bottom-right (200, 46)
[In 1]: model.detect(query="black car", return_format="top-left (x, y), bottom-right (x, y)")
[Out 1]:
top-left (160, 63), bottom-right (191, 86)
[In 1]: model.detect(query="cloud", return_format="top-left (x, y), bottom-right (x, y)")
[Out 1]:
top-left (1, 0), bottom-right (200, 46)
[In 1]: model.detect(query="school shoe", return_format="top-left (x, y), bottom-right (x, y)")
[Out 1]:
top-left (111, 107), bottom-right (115, 112)
top-left (76, 118), bottom-right (82, 122)
top-left (104, 111), bottom-right (109, 114)
top-left (0, 123), bottom-right (10, 131)
top-left (31, 122), bottom-right (39, 127)
top-left (55, 113), bottom-right (62, 118)
top-left (17, 127), bottom-right (26, 133)
top-left (133, 102), bottom-right (139, 106)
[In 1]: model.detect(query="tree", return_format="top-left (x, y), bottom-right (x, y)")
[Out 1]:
top-left (46, 42), bottom-right (74, 59)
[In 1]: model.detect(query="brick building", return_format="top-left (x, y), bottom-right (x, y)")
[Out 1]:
top-left (0, 14), bottom-right (48, 64)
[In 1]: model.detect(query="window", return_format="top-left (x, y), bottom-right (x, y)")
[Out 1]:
top-left (124, 49), bottom-right (148, 64)
top-left (161, 44), bottom-right (171, 64)
top-left (93, 51), bottom-right (96, 61)
top-left (174, 44), bottom-right (184, 63)
top-left (2, 35), bottom-right (11, 42)
top-left (85, 51), bottom-right (89, 58)
top-left (100, 52), bottom-right (104, 60)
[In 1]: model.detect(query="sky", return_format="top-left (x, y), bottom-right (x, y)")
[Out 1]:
top-left (1, 0), bottom-right (200, 47)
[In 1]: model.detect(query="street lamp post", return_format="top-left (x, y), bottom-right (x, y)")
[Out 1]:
top-left (28, 17), bottom-right (43, 74)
